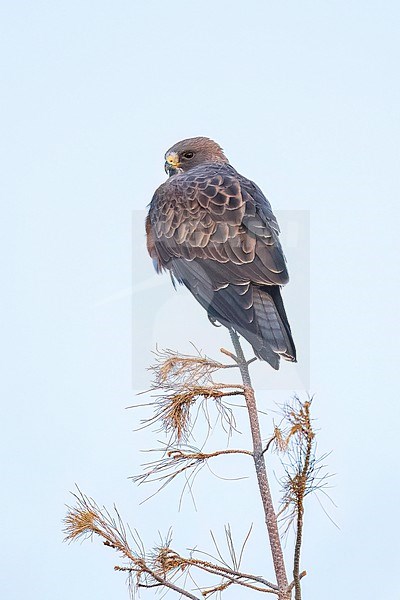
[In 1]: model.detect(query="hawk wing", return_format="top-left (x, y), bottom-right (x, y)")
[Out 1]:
top-left (146, 164), bottom-right (296, 368)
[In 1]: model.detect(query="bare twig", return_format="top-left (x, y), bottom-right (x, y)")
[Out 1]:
top-left (136, 571), bottom-right (200, 600)
top-left (132, 447), bottom-right (252, 496)
top-left (287, 571), bottom-right (307, 594)
top-left (228, 329), bottom-right (290, 600)
top-left (150, 348), bottom-right (238, 388)
top-left (186, 557), bottom-right (279, 592)
top-left (64, 490), bottom-right (282, 598)
top-left (138, 352), bottom-right (246, 443)
top-left (64, 490), bottom-right (201, 600)
top-left (273, 397), bottom-right (326, 599)
top-left (64, 344), bottom-right (327, 599)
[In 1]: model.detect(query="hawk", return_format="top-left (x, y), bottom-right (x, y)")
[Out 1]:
top-left (146, 137), bottom-right (296, 369)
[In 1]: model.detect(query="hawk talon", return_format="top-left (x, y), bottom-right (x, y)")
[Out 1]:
top-left (208, 315), bottom-right (221, 327)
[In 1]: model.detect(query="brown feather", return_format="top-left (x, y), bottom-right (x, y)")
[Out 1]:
top-left (146, 137), bottom-right (296, 368)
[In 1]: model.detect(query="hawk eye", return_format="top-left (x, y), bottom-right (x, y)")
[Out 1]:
top-left (182, 151), bottom-right (194, 160)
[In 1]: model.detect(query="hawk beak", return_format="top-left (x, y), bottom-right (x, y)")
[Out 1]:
top-left (164, 152), bottom-right (181, 176)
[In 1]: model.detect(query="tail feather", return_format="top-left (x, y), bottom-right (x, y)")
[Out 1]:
top-left (251, 287), bottom-right (296, 367)
top-left (172, 256), bottom-right (296, 369)
top-left (265, 286), bottom-right (296, 360)
top-left (216, 286), bottom-right (296, 370)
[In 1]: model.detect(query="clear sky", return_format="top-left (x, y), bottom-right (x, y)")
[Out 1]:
top-left (1, 1), bottom-right (399, 598)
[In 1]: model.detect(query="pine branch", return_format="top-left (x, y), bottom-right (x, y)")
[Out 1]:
top-left (228, 329), bottom-right (290, 600)
top-left (64, 343), bottom-right (329, 599)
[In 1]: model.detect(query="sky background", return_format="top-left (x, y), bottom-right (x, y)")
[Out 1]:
top-left (1, 1), bottom-right (400, 598)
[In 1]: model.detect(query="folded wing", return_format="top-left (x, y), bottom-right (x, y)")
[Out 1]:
top-left (146, 164), bottom-right (296, 369)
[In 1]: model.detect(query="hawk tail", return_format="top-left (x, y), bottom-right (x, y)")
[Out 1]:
top-left (238, 286), bottom-right (296, 370)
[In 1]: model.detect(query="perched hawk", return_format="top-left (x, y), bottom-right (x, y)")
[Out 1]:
top-left (146, 137), bottom-right (296, 369)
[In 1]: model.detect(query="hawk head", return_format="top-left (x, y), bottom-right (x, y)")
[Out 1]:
top-left (164, 137), bottom-right (228, 176)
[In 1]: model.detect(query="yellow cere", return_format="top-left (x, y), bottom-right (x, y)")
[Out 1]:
top-left (165, 152), bottom-right (180, 167)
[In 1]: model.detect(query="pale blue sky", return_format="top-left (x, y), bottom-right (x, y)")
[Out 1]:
top-left (1, 1), bottom-right (400, 598)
